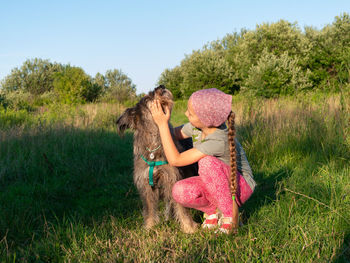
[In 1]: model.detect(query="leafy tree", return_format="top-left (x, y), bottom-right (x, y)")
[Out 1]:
top-left (306, 13), bottom-right (350, 89)
top-left (1, 90), bottom-right (34, 111)
top-left (102, 69), bottom-right (136, 102)
top-left (0, 91), bottom-right (10, 110)
top-left (93, 72), bottom-right (106, 93)
top-left (157, 66), bottom-right (184, 99)
top-left (335, 15), bottom-right (350, 86)
top-left (80, 81), bottom-right (102, 103)
top-left (0, 59), bottom-right (137, 106)
top-left (180, 49), bottom-right (237, 98)
top-left (227, 20), bottom-right (309, 87)
top-left (244, 50), bottom-right (312, 97)
top-left (1, 58), bottom-right (62, 95)
top-left (158, 14), bottom-right (350, 97)
top-left (53, 65), bottom-right (101, 104)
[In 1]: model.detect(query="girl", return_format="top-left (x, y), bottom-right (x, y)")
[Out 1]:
top-left (150, 88), bottom-right (256, 234)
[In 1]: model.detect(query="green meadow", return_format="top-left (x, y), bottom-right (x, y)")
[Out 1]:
top-left (0, 92), bottom-right (349, 262)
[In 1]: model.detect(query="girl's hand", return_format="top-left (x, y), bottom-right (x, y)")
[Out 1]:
top-left (150, 100), bottom-right (171, 127)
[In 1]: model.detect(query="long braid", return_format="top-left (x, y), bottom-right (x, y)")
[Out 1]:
top-left (227, 111), bottom-right (239, 232)
top-left (227, 111), bottom-right (237, 198)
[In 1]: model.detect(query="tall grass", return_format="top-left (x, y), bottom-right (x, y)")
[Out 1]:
top-left (0, 92), bottom-right (349, 262)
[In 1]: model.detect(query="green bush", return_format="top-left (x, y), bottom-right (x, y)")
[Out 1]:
top-left (302, 13), bottom-right (350, 90)
top-left (0, 92), bottom-right (10, 110)
top-left (244, 50), bottom-right (312, 98)
top-left (158, 67), bottom-right (184, 99)
top-left (0, 108), bottom-right (33, 129)
top-left (159, 49), bottom-right (237, 99)
top-left (33, 91), bottom-right (59, 106)
top-left (180, 49), bottom-right (237, 97)
top-left (0, 58), bottom-right (63, 95)
top-left (3, 90), bottom-right (35, 111)
top-left (159, 14), bottom-right (350, 98)
top-left (0, 60), bottom-right (136, 107)
top-left (98, 69), bottom-right (136, 103)
top-left (53, 66), bottom-right (102, 104)
top-left (229, 20), bottom-right (308, 84)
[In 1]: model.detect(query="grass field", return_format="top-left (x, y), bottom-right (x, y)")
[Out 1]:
top-left (0, 92), bottom-right (349, 262)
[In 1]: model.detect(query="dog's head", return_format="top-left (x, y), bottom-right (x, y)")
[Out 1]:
top-left (116, 85), bottom-right (174, 135)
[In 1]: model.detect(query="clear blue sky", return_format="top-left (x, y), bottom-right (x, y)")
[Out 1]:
top-left (1, 0), bottom-right (349, 94)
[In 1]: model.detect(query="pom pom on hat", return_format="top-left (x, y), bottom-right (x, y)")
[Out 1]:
top-left (189, 88), bottom-right (232, 127)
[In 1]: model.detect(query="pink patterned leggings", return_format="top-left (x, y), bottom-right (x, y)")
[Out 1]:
top-left (172, 156), bottom-right (253, 217)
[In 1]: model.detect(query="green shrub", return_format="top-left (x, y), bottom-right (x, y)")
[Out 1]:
top-left (3, 90), bottom-right (35, 111)
top-left (98, 69), bottom-right (136, 103)
top-left (53, 66), bottom-right (102, 104)
top-left (159, 14), bottom-right (350, 98)
top-left (0, 58), bottom-right (62, 95)
top-left (244, 50), bottom-right (312, 98)
top-left (180, 49), bottom-right (236, 98)
top-left (229, 20), bottom-right (308, 85)
top-left (33, 91), bottom-right (59, 106)
top-left (0, 92), bottom-right (10, 110)
top-left (158, 66), bottom-right (184, 99)
top-left (0, 108), bottom-right (33, 129)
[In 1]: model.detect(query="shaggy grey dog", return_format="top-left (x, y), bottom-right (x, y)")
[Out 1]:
top-left (116, 85), bottom-right (198, 233)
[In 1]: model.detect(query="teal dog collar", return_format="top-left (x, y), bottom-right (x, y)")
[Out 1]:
top-left (141, 155), bottom-right (168, 186)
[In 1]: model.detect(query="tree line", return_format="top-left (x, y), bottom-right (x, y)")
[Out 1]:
top-left (158, 13), bottom-right (350, 99)
top-left (0, 59), bottom-right (137, 110)
top-left (1, 13), bottom-right (349, 110)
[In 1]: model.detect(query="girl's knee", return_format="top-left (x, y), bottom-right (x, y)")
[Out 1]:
top-left (172, 181), bottom-right (186, 204)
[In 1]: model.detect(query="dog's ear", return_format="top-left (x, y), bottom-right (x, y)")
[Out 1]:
top-left (116, 107), bottom-right (136, 135)
top-left (154, 85), bottom-right (174, 112)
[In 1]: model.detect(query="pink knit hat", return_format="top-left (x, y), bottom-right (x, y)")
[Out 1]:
top-left (189, 88), bottom-right (232, 127)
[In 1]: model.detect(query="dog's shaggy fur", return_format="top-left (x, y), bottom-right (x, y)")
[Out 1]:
top-left (116, 85), bottom-right (198, 233)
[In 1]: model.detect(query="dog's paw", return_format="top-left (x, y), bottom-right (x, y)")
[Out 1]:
top-left (144, 216), bottom-right (160, 230)
top-left (144, 219), bottom-right (155, 230)
top-left (182, 221), bottom-right (199, 234)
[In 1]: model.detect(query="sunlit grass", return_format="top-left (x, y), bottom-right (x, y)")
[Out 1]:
top-left (0, 92), bottom-right (349, 262)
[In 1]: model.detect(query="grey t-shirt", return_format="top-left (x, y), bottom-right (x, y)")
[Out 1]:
top-left (181, 122), bottom-right (256, 191)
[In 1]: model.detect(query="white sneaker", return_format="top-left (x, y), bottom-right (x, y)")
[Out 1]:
top-left (201, 213), bottom-right (219, 229)
top-left (216, 217), bottom-right (238, 234)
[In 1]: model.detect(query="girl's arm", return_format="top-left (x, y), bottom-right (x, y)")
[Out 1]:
top-left (150, 100), bottom-right (205, 167)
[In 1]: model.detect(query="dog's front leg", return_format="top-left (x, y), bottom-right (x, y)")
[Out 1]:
top-left (140, 186), bottom-right (160, 229)
top-left (163, 167), bottom-right (199, 234)
top-left (173, 202), bottom-right (199, 234)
